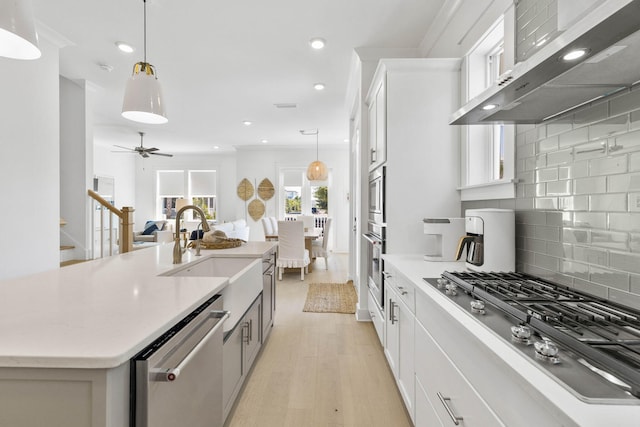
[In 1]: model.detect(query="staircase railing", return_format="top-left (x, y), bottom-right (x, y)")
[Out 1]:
top-left (87, 189), bottom-right (135, 257)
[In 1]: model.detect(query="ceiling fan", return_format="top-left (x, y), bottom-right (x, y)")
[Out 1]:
top-left (113, 132), bottom-right (173, 158)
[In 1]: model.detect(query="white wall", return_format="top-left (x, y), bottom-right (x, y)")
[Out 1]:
top-left (93, 144), bottom-right (136, 209)
top-left (60, 77), bottom-right (93, 260)
top-left (0, 40), bottom-right (60, 280)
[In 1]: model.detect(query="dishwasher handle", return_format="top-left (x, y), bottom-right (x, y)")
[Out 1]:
top-left (151, 310), bottom-right (229, 382)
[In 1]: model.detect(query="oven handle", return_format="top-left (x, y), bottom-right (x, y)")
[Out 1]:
top-left (362, 233), bottom-right (381, 245)
top-left (150, 310), bottom-right (229, 382)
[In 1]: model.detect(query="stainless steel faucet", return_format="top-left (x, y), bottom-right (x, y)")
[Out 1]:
top-left (173, 205), bottom-right (211, 264)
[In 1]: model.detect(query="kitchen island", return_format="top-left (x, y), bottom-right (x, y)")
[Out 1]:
top-left (383, 254), bottom-right (640, 427)
top-left (0, 241), bottom-right (276, 427)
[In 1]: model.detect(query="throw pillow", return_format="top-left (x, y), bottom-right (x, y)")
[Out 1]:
top-left (142, 222), bottom-right (158, 235)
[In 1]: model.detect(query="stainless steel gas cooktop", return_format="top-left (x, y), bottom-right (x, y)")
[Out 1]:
top-left (424, 271), bottom-right (640, 403)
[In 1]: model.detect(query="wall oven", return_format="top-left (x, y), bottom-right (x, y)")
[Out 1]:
top-left (368, 166), bottom-right (386, 225)
top-left (363, 222), bottom-right (385, 310)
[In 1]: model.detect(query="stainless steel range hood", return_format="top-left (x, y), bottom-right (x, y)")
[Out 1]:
top-left (450, 0), bottom-right (640, 125)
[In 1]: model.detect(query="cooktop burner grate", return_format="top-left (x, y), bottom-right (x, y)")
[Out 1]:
top-left (442, 271), bottom-right (640, 398)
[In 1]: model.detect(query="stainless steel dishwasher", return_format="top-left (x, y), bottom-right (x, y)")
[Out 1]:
top-left (131, 294), bottom-right (229, 427)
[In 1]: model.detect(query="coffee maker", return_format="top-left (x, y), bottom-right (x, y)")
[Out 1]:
top-left (423, 218), bottom-right (465, 261)
top-left (455, 209), bottom-right (515, 272)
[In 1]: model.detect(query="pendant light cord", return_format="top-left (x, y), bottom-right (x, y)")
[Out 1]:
top-left (316, 129), bottom-right (319, 160)
top-left (143, 0), bottom-right (147, 63)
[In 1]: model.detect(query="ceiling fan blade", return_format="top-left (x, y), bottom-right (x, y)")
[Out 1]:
top-left (145, 147), bottom-right (160, 152)
top-left (150, 152), bottom-right (173, 157)
top-left (111, 151), bottom-right (136, 154)
top-left (113, 145), bottom-right (134, 151)
top-left (141, 152), bottom-right (150, 158)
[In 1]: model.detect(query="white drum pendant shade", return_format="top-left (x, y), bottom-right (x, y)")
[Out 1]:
top-left (122, 62), bottom-right (168, 124)
top-left (307, 160), bottom-right (328, 181)
top-left (0, 0), bottom-right (41, 60)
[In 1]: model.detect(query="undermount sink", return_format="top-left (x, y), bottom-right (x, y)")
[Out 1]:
top-left (161, 256), bottom-right (262, 332)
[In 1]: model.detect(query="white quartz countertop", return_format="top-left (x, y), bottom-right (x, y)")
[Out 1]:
top-left (0, 242), bottom-right (276, 370)
top-left (382, 254), bottom-right (640, 426)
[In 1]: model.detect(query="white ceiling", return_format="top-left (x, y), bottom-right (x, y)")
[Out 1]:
top-left (32, 0), bottom-right (447, 154)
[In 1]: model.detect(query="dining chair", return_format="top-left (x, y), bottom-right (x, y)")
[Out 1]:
top-left (276, 220), bottom-right (310, 280)
top-left (261, 217), bottom-right (277, 241)
top-left (311, 218), bottom-right (332, 269)
top-left (269, 217), bottom-right (278, 235)
top-left (296, 215), bottom-right (315, 232)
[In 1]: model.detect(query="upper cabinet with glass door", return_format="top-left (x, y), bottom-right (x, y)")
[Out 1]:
top-left (458, 5), bottom-right (516, 201)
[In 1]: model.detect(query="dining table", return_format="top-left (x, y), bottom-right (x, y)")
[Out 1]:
top-left (303, 227), bottom-right (321, 272)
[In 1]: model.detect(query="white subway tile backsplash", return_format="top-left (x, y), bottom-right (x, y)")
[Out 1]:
top-left (574, 176), bottom-right (606, 195)
top-left (589, 193), bottom-right (627, 212)
top-left (566, 161), bottom-right (589, 178)
top-left (612, 130), bottom-right (640, 154)
top-left (536, 225), bottom-right (560, 242)
top-left (608, 213), bottom-right (640, 232)
top-left (631, 233), bottom-right (640, 252)
top-left (535, 197), bottom-right (558, 209)
top-left (610, 251), bottom-right (640, 275)
top-left (562, 228), bottom-right (590, 244)
top-left (589, 115), bottom-right (629, 140)
top-left (546, 180), bottom-right (571, 196)
top-left (590, 266), bottom-right (629, 291)
top-left (572, 278), bottom-right (609, 298)
top-left (628, 193), bottom-right (640, 212)
top-left (608, 173), bottom-right (640, 193)
top-left (561, 260), bottom-right (589, 280)
top-left (536, 167), bottom-right (558, 182)
top-left (590, 156), bottom-right (627, 176)
top-left (609, 289), bottom-right (640, 311)
top-left (558, 195), bottom-right (588, 211)
top-left (573, 212), bottom-right (606, 229)
top-left (559, 127), bottom-right (589, 148)
top-left (631, 153), bottom-right (640, 171)
top-left (547, 122), bottom-right (573, 136)
top-left (573, 246), bottom-right (608, 266)
top-left (546, 149), bottom-right (572, 165)
top-left (590, 230), bottom-right (628, 251)
top-left (537, 136), bottom-right (559, 153)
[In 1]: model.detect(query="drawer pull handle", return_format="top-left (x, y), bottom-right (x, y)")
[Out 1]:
top-left (437, 392), bottom-right (463, 425)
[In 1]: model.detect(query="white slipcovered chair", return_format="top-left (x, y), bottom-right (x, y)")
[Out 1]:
top-left (296, 215), bottom-right (315, 232)
top-left (311, 218), bottom-right (332, 269)
top-left (276, 220), bottom-right (310, 280)
top-left (261, 217), bottom-right (277, 241)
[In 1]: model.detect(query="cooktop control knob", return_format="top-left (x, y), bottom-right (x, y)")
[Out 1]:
top-left (436, 278), bottom-right (448, 289)
top-left (470, 299), bottom-right (485, 314)
top-left (534, 340), bottom-right (561, 364)
top-left (445, 283), bottom-right (457, 296)
top-left (510, 325), bottom-right (532, 344)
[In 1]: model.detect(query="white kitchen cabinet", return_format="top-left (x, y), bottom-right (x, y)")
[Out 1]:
top-left (367, 77), bottom-right (387, 171)
top-left (415, 319), bottom-right (503, 427)
top-left (261, 248), bottom-right (276, 342)
top-left (415, 376), bottom-right (444, 427)
top-left (384, 264), bottom-right (415, 422)
top-left (365, 59), bottom-right (462, 255)
top-left (367, 288), bottom-right (384, 344)
top-left (222, 294), bottom-right (262, 421)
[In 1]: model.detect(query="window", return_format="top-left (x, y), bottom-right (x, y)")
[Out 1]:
top-left (279, 167), bottom-right (329, 219)
top-left (156, 170), bottom-right (217, 219)
top-left (157, 170), bottom-right (185, 219)
top-left (460, 14), bottom-right (515, 200)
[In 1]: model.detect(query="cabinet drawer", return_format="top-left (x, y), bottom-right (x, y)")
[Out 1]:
top-left (367, 289), bottom-right (384, 345)
top-left (415, 321), bottom-right (503, 427)
top-left (384, 265), bottom-right (415, 313)
top-left (415, 291), bottom-right (576, 427)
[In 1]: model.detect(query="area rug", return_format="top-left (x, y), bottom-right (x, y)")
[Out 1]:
top-left (303, 281), bottom-right (357, 314)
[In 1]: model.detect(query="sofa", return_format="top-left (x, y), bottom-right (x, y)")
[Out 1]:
top-left (190, 219), bottom-right (250, 241)
top-left (133, 220), bottom-right (173, 243)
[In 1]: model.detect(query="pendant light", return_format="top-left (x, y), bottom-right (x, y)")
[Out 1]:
top-left (302, 129), bottom-right (328, 181)
top-left (0, 0), bottom-right (41, 60)
top-left (122, 0), bottom-right (168, 124)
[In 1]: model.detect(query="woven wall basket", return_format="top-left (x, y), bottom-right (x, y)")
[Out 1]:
top-left (258, 178), bottom-right (275, 201)
top-left (237, 178), bottom-right (254, 201)
top-left (248, 199), bottom-right (265, 221)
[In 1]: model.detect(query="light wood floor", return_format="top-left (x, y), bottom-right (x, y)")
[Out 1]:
top-left (225, 253), bottom-right (412, 427)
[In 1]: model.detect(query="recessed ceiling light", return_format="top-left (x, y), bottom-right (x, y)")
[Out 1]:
top-left (115, 41), bottom-right (134, 53)
top-left (562, 48), bottom-right (587, 61)
top-left (482, 103), bottom-right (498, 110)
top-left (343, 138), bottom-right (349, 143)
top-left (261, 139), bottom-right (268, 144)
top-left (213, 146), bottom-right (220, 150)
top-left (309, 38), bottom-right (326, 50)
top-left (314, 83), bottom-right (325, 91)
top-left (242, 120), bottom-right (252, 126)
